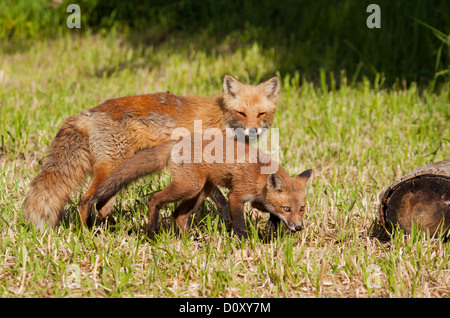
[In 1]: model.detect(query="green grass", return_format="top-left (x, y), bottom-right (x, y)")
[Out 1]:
top-left (1, 0), bottom-right (449, 87)
top-left (0, 33), bottom-right (449, 298)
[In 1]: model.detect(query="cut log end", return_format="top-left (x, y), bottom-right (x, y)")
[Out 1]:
top-left (384, 176), bottom-right (450, 235)
top-left (375, 159), bottom-right (450, 239)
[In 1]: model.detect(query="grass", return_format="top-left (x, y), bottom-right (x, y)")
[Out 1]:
top-left (1, 0), bottom-right (449, 87)
top-left (0, 32), bottom-right (449, 298)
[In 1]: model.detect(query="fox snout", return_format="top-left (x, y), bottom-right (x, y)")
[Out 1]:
top-left (282, 219), bottom-right (304, 232)
top-left (230, 112), bottom-right (270, 138)
top-left (244, 127), bottom-right (264, 137)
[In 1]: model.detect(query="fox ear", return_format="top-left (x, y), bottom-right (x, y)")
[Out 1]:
top-left (296, 169), bottom-right (312, 185)
top-left (223, 75), bottom-right (242, 98)
top-left (260, 76), bottom-right (281, 102)
top-left (267, 173), bottom-right (285, 190)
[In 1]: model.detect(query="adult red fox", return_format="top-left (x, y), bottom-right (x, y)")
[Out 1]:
top-left (90, 135), bottom-right (312, 239)
top-left (23, 75), bottom-right (281, 230)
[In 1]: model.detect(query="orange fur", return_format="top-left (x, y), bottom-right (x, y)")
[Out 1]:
top-left (23, 75), bottom-right (281, 230)
top-left (90, 136), bottom-right (312, 239)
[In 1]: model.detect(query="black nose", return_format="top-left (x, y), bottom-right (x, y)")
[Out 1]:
top-left (248, 127), bottom-right (258, 136)
top-left (295, 225), bottom-right (303, 231)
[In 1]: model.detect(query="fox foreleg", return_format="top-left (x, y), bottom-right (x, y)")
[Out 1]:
top-left (228, 193), bottom-right (247, 239)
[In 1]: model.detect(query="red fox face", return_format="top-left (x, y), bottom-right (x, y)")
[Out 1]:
top-left (222, 75), bottom-right (280, 138)
top-left (265, 169), bottom-right (312, 232)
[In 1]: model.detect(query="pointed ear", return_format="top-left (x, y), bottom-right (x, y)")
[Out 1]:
top-left (259, 76), bottom-right (280, 102)
top-left (296, 169), bottom-right (312, 185)
top-left (267, 173), bottom-right (285, 190)
top-left (223, 75), bottom-right (242, 98)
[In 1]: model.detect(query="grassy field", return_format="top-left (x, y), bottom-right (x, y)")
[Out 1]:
top-left (0, 32), bottom-right (449, 298)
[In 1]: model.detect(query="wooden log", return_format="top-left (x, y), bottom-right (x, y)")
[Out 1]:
top-left (376, 158), bottom-right (450, 238)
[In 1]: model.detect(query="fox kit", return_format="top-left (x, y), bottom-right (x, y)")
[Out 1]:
top-left (23, 75), bottom-right (281, 230)
top-left (90, 135), bottom-right (312, 239)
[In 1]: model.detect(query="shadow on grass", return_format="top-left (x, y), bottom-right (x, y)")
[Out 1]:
top-left (3, 0), bottom-right (449, 88)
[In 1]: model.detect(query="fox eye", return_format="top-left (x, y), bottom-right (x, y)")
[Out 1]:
top-left (300, 206), bottom-right (305, 213)
top-left (257, 112), bottom-right (266, 118)
top-left (283, 206), bottom-right (291, 212)
top-left (236, 111), bottom-right (247, 117)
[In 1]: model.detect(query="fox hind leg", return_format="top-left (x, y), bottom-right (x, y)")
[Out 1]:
top-left (173, 182), bottom-right (213, 235)
top-left (173, 193), bottom-right (206, 235)
top-left (146, 178), bottom-right (205, 240)
top-left (78, 164), bottom-right (116, 227)
top-left (96, 194), bottom-right (118, 225)
top-left (209, 186), bottom-right (231, 226)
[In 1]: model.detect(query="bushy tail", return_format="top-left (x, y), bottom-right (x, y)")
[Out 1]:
top-left (90, 141), bottom-right (175, 210)
top-left (23, 116), bottom-right (92, 230)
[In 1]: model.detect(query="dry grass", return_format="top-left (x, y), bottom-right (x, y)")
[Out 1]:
top-left (0, 34), bottom-right (449, 298)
